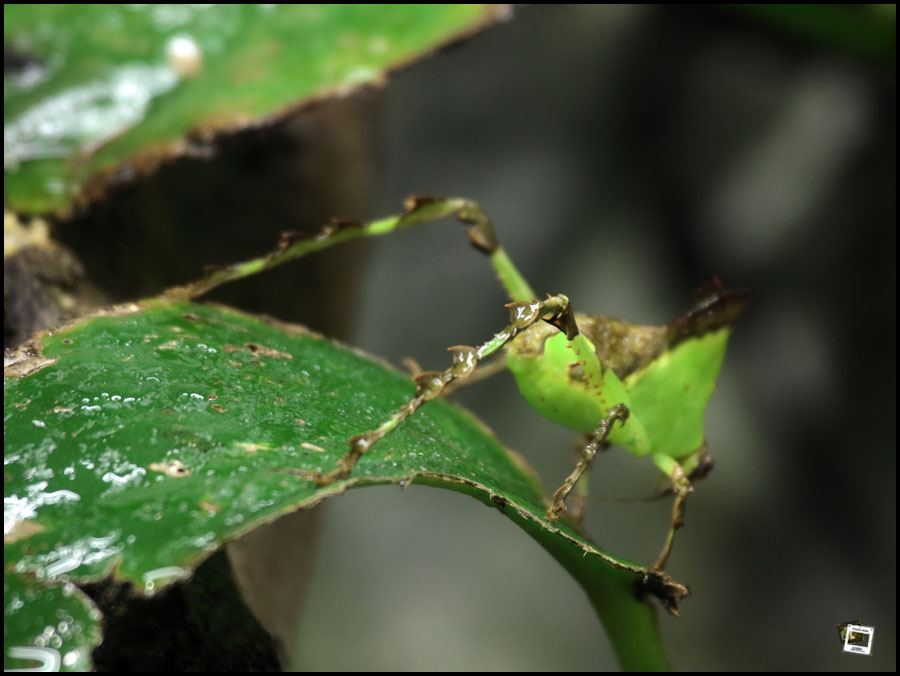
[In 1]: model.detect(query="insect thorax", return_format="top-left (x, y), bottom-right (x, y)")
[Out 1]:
top-left (507, 313), bottom-right (667, 380)
top-left (502, 315), bottom-right (663, 437)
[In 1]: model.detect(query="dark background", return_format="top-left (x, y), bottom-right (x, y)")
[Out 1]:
top-left (289, 5), bottom-right (895, 671)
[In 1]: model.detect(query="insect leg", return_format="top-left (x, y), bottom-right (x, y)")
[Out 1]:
top-left (561, 434), bottom-right (612, 525)
top-left (405, 353), bottom-right (509, 397)
top-left (166, 196), bottom-right (537, 303)
top-left (546, 404), bottom-right (629, 521)
top-left (650, 453), bottom-right (693, 571)
top-left (453, 202), bottom-right (535, 303)
top-left (567, 436), bottom-right (592, 524)
top-left (306, 294), bottom-right (578, 486)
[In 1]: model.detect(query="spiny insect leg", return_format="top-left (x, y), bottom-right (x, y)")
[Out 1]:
top-left (306, 294), bottom-right (577, 486)
top-left (547, 404), bottom-right (630, 521)
top-left (566, 436), bottom-right (592, 525)
top-left (650, 453), bottom-right (693, 571)
top-left (169, 196), bottom-right (538, 305)
top-left (561, 434), bottom-right (610, 525)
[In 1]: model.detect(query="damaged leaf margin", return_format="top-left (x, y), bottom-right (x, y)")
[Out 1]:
top-left (4, 4), bottom-right (512, 216)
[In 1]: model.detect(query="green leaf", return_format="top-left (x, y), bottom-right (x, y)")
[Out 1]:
top-left (3, 574), bottom-right (100, 672)
top-left (3, 4), bottom-right (504, 215)
top-left (4, 300), bottom-right (679, 671)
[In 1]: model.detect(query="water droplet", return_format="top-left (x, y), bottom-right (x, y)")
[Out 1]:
top-left (166, 35), bottom-right (203, 78)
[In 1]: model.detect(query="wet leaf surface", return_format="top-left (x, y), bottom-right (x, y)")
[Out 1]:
top-left (4, 301), bottom-right (675, 670)
top-left (4, 4), bottom-right (504, 214)
top-left (3, 574), bottom-right (100, 672)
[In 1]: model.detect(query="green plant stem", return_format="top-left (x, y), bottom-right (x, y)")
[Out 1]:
top-left (415, 476), bottom-right (672, 671)
top-left (511, 510), bottom-right (671, 671)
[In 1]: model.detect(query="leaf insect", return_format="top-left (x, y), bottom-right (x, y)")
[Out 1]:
top-left (180, 196), bottom-right (747, 576)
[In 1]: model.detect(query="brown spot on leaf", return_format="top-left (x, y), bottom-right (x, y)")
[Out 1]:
top-left (149, 459), bottom-right (190, 477)
top-left (4, 337), bottom-right (57, 378)
top-left (199, 500), bottom-right (220, 514)
top-left (236, 442), bottom-right (269, 453)
top-left (245, 343), bottom-right (292, 360)
top-left (4, 519), bottom-right (45, 544)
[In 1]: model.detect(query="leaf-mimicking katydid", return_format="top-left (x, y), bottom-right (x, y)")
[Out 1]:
top-left (181, 196), bottom-right (747, 576)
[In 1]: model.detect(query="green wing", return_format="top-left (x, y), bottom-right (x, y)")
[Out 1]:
top-left (623, 285), bottom-right (748, 459)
